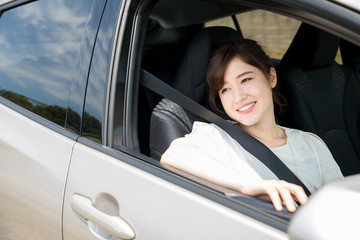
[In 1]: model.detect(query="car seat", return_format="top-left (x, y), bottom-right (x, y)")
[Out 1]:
top-left (279, 23), bottom-right (360, 176)
top-left (149, 26), bottom-right (242, 160)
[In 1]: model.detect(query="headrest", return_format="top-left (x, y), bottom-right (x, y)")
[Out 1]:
top-left (173, 26), bottom-right (242, 105)
top-left (281, 23), bottom-right (340, 70)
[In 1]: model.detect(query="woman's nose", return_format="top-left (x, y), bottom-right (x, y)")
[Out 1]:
top-left (233, 86), bottom-right (246, 102)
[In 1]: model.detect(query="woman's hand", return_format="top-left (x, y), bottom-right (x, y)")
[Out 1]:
top-left (239, 179), bottom-right (308, 212)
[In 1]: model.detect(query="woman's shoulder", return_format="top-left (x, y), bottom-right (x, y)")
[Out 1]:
top-left (192, 121), bottom-right (212, 129)
top-left (189, 121), bottom-right (222, 138)
top-left (192, 121), bottom-right (238, 137)
top-left (282, 126), bottom-right (327, 147)
top-left (190, 121), bottom-right (238, 142)
top-left (167, 122), bottom-right (223, 151)
top-left (192, 121), bottom-right (224, 132)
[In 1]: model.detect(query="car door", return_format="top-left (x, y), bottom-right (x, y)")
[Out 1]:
top-left (62, 0), bottom-right (288, 239)
top-left (0, 0), bottom-right (100, 239)
top-left (0, 101), bottom-right (75, 240)
top-left (64, 140), bottom-right (290, 239)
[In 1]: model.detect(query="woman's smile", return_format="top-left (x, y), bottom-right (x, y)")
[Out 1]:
top-left (237, 101), bottom-right (257, 114)
top-left (219, 57), bottom-right (277, 128)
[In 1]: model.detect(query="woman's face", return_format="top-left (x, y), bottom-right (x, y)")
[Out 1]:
top-left (219, 57), bottom-right (277, 128)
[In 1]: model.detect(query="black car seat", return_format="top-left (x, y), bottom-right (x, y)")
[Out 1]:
top-left (279, 23), bottom-right (360, 176)
top-left (149, 26), bottom-right (242, 159)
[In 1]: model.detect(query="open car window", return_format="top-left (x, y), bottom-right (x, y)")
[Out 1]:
top-left (206, 10), bottom-right (301, 61)
top-left (110, 0), bottom-right (360, 229)
top-left (206, 10), bottom-right (343, 64)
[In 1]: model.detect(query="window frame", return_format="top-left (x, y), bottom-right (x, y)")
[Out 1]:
top-left (108, 0), bottom-right (296, 231)
top-left (106, 0), bottom-right (360, 233)
top-left (81, 0), bottom-right (123, 144)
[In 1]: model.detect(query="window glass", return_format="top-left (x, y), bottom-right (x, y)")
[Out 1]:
top-left (205, 10), bottom-right (301, 59)
top-left (206, 10), bottom-right (342, 63)
top-left (205, 16), bottom-right (236, 30)
top-left (335, 49), bottom-right (343, 64)
top-left (205, 11), bottom-right (300, 59)
top-left (82, 0), bottom-right (121, 143)
top-left (236, 10), bottom-right (301, 60)
top-left (0, 0), bottom-right (94, 126)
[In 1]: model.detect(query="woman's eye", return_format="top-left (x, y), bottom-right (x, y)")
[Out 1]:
top-left (241, 78), bottom-right (252, 84)
top-left (220, 88), bottom-right (230, 94)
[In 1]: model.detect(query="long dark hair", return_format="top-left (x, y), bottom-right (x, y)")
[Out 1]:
top-left (206, 38), bottom-right (286, 115)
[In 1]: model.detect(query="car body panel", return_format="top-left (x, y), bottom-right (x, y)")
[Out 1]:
top-left (289, 175), bottom-right (360, 239)
top-left (0, 101), bottom-right (75, 239)
top-left (331, 0), bottom-right (360, 12)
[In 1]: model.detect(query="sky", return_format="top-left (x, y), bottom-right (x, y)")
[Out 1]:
top-left (0, 0), bottom-right (93, 108)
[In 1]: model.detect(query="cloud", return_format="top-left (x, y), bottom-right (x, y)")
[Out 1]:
top-left (0, 0), bottom-right (94, 107)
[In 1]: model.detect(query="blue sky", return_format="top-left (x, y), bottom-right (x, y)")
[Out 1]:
top-left (0, 0), bottom-right (93, 108)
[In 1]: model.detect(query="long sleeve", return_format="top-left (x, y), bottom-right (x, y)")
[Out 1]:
top-left (161, 122), bottom-right (259, 193)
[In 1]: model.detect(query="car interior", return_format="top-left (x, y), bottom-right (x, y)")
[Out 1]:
top-left (149, 26), bottom-right (242, 159)
top-left (115, 0), bottom-right (360, 220)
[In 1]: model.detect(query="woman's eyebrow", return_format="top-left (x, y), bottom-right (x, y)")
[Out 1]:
top-left (236, 71), bottom-right (254, 79)
top-left (222, 71), bottom-right (254, 85)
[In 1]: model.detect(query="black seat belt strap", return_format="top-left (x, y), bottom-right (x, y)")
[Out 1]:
top-left (141, 69), bottom-right (311, 196)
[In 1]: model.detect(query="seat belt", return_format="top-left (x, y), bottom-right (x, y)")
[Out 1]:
top-left (140, 69), bottom-right (311, 196)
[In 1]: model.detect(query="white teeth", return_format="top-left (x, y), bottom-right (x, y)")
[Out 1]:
top-left (239, 102), bottom-right (255, 111)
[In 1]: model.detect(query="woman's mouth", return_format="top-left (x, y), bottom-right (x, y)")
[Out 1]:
top-left (237, 101), bottom-right (256, 114)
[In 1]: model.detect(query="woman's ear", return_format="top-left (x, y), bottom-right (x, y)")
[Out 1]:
top-left (269, 67), bottom-right (277, 88)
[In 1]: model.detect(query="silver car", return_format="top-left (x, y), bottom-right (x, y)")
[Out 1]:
top-left (0, 0), bottom-right (359, 239)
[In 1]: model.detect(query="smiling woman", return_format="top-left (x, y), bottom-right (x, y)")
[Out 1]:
top-left (160, 38), bottom-right (343, 212)
top-left (208, 39), bottom-right (280, 138)
top-left (218, 59), bottom-right (276, 134)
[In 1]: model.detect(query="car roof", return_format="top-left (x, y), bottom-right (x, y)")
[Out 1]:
top-left (148, 0), bottom-right (360, 46)
top-left (332, 0), bottom-right (360, 13)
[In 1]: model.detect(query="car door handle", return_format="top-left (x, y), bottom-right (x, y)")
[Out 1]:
top-left (70, 194), bottom-right (135, 240)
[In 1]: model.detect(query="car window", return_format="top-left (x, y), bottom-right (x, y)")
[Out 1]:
top-left (82, 0), bottom-right (122, 143)
top-left (205, 16), bottom-right (237, 30)
top-left (205, 10), bottom-right (300, 60)
top-left (106, 0), bottom-right (360, 231)
top-left (0, 0), bottom-right (94, 127)
top-left (206, 10), bottom-right (343, 64)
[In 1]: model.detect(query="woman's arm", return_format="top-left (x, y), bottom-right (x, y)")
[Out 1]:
top-left (161, 137), bottom-right (308, 212)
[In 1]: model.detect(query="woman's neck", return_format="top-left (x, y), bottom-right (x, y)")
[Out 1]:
top-left (239, 121), bottom-right (286, 148)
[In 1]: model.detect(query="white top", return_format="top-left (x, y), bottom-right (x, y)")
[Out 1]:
top-left (166, 121), bottom-right (343, 193)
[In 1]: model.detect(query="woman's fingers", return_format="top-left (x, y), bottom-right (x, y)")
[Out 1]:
top-left (277, 182), bottom-right (298, 212)
top-left (263, 184), bottom-right (284, 211)
top-left (278, 180), bottom-right (308, 205)
top-left (251, 180), bottom-right (308, 212)
top-left (239, 179), bottom-right (309, 212)
top-left (263, 180), bottom-right (296, 212)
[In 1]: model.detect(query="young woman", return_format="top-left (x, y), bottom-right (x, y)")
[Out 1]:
top-left (161, 38), bottom-right (343, 212)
